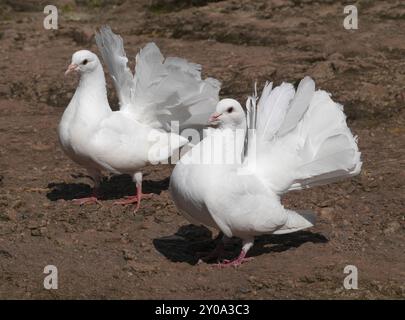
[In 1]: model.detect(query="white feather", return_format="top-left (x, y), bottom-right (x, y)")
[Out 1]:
top-left (96, 26), bottom-right (220, 130)
top-left (277, 76), bottom-right (315, 137)
top-left (252, 85), bottom-right (362, 193)
top-left (95, 25), bottom-right (134, 108)
top-left (60, 26), bottom-right (221, 207)
top-left (169, 76), bottom-right (362, 264)
top-left (256, 82), bottom-right (295, 141)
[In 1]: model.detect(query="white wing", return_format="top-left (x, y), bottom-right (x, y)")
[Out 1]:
top-left (95, 25), bottom-right (134, 109)
top-left (95, 26), bottom-right (221, 130)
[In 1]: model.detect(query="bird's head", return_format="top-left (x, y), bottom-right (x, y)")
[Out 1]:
top-left (209, 98), bottom-right (245, 129)
top-left (65, 50), bottom-right (100, 75)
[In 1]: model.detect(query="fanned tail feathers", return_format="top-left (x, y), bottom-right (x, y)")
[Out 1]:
top-left (256, 82), bottom-right (295, 140)
top-left (288, 90), bottom-right (362, 190)
top-left (277, 76), bottom-right (315, 136)
top-left (246, 76), bottom-right (362, 192)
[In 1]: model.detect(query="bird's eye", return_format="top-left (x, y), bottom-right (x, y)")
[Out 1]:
top-left (227, 107), bottom-right (234, 113)
top-left (82, 59), bottom-right (88, 65)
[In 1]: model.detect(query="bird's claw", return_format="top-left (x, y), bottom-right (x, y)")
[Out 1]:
top-left (213, 257), bottom-right (253, 268)
top-left (113, 195), bottom-right (139, 205)
top-left (72, 196), bottom-right (101, 206)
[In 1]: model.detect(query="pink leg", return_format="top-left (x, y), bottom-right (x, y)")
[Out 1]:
top-left (72, 170), bottom-right (102, 205)
top-left (215, 239), bottom-right (254, 268)
top-left (215, 249), bottom-right (253, 268)
top-left (72, 189), bottom-right (101, 206)
top-left (113, 181), bottom-right (152, 212)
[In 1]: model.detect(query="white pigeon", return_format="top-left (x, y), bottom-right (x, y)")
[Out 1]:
top-left (59, 26), bottom-right (220, 211)
top-left (169, 76), bottom-right (362, 267)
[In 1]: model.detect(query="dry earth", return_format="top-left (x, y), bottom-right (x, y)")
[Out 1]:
top-left (0, 0), bottom-right (404, 299)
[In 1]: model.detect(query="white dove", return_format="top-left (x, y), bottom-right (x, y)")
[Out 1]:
top-left (59, 26), bottom-right (220, 211)
top-left (169, 76), bottom-right (362, 267)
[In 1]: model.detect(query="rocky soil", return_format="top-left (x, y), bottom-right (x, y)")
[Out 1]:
top-left (0, 0), bottom-right (404, 299)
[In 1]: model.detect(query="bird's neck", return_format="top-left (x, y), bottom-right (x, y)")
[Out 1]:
top-left (218, 119), bottom-right (246, 131)
top-left (72, 65), bottom-right (111, 122)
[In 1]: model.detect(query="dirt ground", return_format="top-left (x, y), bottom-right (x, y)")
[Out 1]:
top-left (0, 0), bottom-right (404, 299)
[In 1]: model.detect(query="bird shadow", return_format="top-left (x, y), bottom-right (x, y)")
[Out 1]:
top-left (46, 174), bottom-right (170, 201)
top-left (153, 224), bottom-right (329, 265)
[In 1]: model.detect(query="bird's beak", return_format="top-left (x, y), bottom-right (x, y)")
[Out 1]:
top-left (209, 112), bottom-right (222, 124)
top-left (65, 63), bottom-right (79, 75)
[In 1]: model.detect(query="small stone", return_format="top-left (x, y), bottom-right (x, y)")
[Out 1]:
top-left (0, 211), bottom-right (11, 221)
top-left (307, 61), bottom-right (335, 81)
top-left (27, 220), bottom-right (47, 229)
top-left (31, 227), bottom-right (47, 237)
top-left (123, 249), bottom-right (136, 261)
top-left (11, 199), bottom-right (24, 209)
top-left (239, 287), bottom-right (251, 294)
top-left (63, 222), bottom-right (75, 233)
top-left (320, 207), bottom-right (333, 220)
top-left (319, 199), bottom-right (334, 207)
top-left (383, 222), bottom-right (401, 235)
top-left (70, 27), bottom-right (94, 45)
top-left (0, 250), bottom-right (12, 258)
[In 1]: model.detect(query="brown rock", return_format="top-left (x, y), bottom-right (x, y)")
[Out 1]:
top-left (383, 222), bottom-right (401, 235)
top-left (307, 61), bottom-right (334, 81)
top-left (320, 207), bottom-right (334, 221)
top-left (122, 249), bottom-right (136, 261)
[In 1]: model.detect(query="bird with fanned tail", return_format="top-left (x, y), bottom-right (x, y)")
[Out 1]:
top-left (59, 26), bottom-right (220, 211)
top-left (169, 76), bottom-right (362, 267)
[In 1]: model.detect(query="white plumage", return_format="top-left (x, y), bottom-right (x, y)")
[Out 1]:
top-left (169, 76), bottom-right (362, 266)
top-left (58, 26), bottom-right (220, 210)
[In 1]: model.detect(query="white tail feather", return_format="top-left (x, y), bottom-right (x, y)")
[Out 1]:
top-left (287, 90), bottom-right (362, 190)
top-left (247, 77), bottom-right (362, 193)
top-left (277, 76), bottom-right (315, 136)
top-left (257, 82), bottom-right (295, 141)
top-left (273, 210), bottom-right (315, 234)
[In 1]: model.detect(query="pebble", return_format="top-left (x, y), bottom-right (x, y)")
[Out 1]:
top-left (122, 249), bottom-right (136, 261)
top-left (383, 221), bottom-right (401, 235)
top-left (31, 227), bottom-right (47, 237)
top-left (320, 207), bottom-right (333, 220)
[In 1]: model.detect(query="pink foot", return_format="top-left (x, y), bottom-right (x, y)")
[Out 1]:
top-left (113, 195), bottom-right (139, 205)
top-left (214, 250), bottom-right (253, 268)
top-left (72, 196), bottom-right (101, 206)
top-left (113, 193), bottom-right (153, 213)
